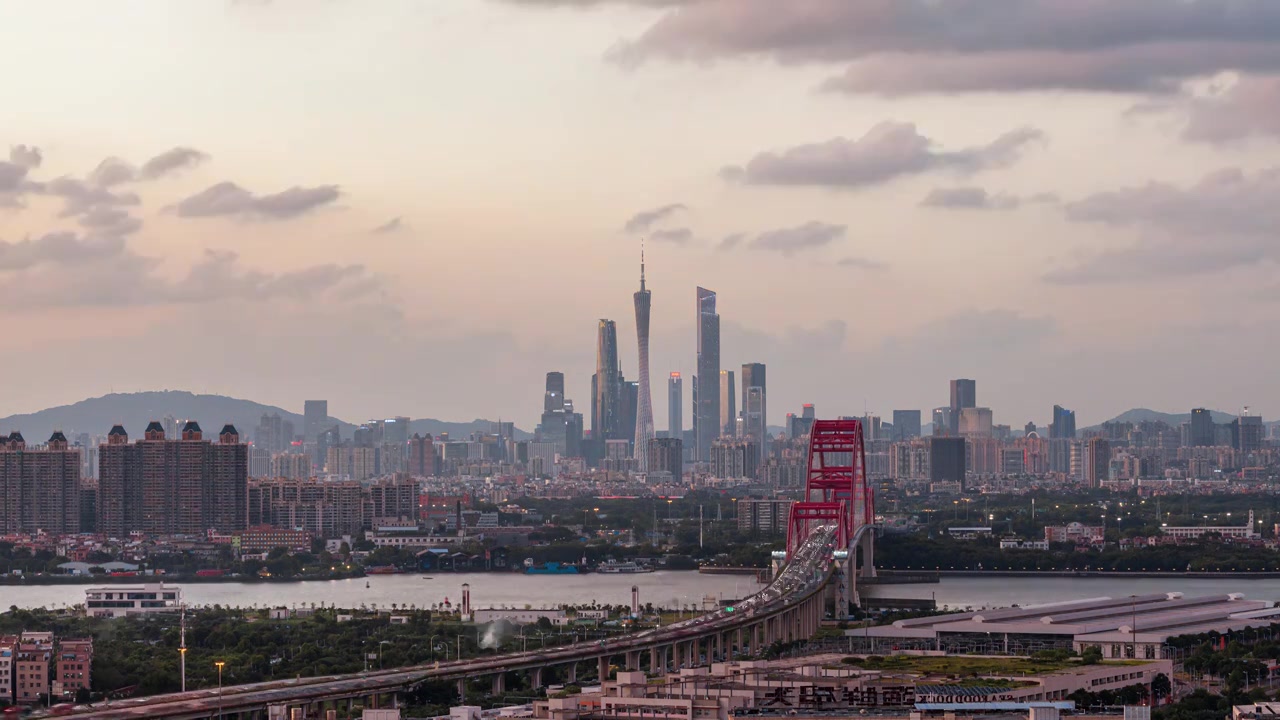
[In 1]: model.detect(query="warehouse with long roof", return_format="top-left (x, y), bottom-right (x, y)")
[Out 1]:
top-left (853, 593), bottom-right (1280, 659)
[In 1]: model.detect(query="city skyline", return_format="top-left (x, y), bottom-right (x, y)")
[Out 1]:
top-left (5, 1), bottom-right (1280, 428)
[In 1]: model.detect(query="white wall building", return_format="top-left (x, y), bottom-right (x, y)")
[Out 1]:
top-left (85, 583), bottom-right (183, 618)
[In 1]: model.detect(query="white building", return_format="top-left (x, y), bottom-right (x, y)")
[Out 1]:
top-left (472, 608), bottom-right (569, 625)
top-left (85, 583), bottom-right (183, 618)
top-left (1162, 510), bottom-right (1257, 540)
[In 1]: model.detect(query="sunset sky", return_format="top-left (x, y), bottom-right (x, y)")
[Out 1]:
top-left (3, 0), bottom-right (1280, 429)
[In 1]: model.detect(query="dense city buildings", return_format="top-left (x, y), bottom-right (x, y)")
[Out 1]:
top-left (694, 286), bottom-right (720, 462)
top-left (1085, 437), bottom-right (1111, 488)
top-left (1190, 407), bottom-right (1216, 447)
top-left (740, 362), bottom-right (767, 461)
top-left (633, 251), bottom-right (655, 472)
top-left (0, 431), bottom-right (81, 535)
top-left (1051, 404), bottom-right (1077, 439)
top-left (710, 438), bottom-right (759, 480)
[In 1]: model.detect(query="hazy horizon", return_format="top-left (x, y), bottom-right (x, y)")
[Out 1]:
top-left (4, 0), bottom-right (1280, 430)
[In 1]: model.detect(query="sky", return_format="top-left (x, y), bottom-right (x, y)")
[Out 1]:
top-left (3, 0), bottom-right (1280, 430)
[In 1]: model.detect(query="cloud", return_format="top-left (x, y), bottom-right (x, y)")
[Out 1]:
top-left (609, 0), bottom-right (1280, 94)
top-left (1047, 167), bottom-right (1280, 282)
top-left (623, 202), bottom-right (688, 233)
top-left (0, 232), bottom-right (128, 271)
top-left (140, 147), bottom-right (209, 180)
top-left (722, 122), bottom-right (1044, 189)
top-left (89, 147), bottom-right (209, 187)
top-left (836, 256), bottom-right (887, 270)
top-left (172, 181), bottom-right (340, 221)
top-left (44, 177), bottom-right (141, 218)
top-left (499, 0), bottom-right (685, 6)
top-left (370, 217), bottom-right (405, 235)
top-left (717, 232), bottom-right (744, 251)
top-left (0, 162), bottom-right (32, 193)
top-left (920, 186), bottom-right (1021, 210)
top-left (9, 145), bottom-right (42, 169)
top-left (77, 207), bottom-right (144, 236)
top-left (650, 227), bottom-right (693, 245)
top-left (0, 245), bottom-right (380, 309)
top-left (1183, 75), bottom-right (1280, 143)
top-left (746, 221), bottom-right (845, 256)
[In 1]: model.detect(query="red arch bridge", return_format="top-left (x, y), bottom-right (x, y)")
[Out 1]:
top-left (62, 419), bottom-right (877, 720)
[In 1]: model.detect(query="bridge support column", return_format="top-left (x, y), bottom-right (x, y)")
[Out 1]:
top-left (626, 651), bottom-right (640, 670)
top-left (735, 628), bottom-right (743, 655)
top-left (566, 662), bottom-right (577, 683)
top-left (457, 678), bottom-right (467, 701)
top-left (650, 646), bottom-right (662, 674)
top-left (492, 673), bottom-right (506, 695)
top-left (532, 667), bottom-right (544, 689)
top-left (598, 655), bottom-right (610, 681)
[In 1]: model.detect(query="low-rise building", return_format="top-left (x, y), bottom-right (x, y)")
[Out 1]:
top-left (238, 525), bottom-right (312, 554)
top-left (15, 633), bottom-right (53, 704)
top-left (0, 636), bottom-right (17, 704)
top-left (85, 582), bottom-right (183, 618)
top-left (1044, 523), bottom-right (1105, 545)
top-left (54, 638), bottom-right (92, 701)
top-left (472, 608), bottom-right (569, 625)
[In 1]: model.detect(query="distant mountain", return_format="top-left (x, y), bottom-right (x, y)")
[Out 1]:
top-left (0, 391), bottom-right (528, 443)
top-left (1089, 407), bottom-right (1238, 430)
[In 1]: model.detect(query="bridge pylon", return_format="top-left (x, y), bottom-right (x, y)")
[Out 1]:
top-left (784, 419), bottom-right (874, 618)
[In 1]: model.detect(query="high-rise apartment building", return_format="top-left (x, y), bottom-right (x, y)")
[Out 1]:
top-left (719, 369), bottom-right (736, 437)
top-left (949, 379), bottom-right (976, 435)
top-left (1233, 412), bottom-right (1265, 455)
top-left (1085, 437), bottom-right (1111, 488)
top-left (1050, 405), bottom-right (1077, 439)
top-left (929, 437), bottom-right (966, 489)
top-left (0, 432), bottom-right (81, 535)
top-left (710, 438), bottom-right (759, 480)
top-left (647, 437), bottom-right (683, 479)
top-left (667, 373), bottom-right (683, 439)
top-left (694, 287), bottom-right (720, 462)
top-left (327, 445), bottom-right (376, 481)
top-left (270, 452), bottom-right (312, 480)
top-left (1190, 408), bottom-right (1216, 447)
top-left (248, 477), bottom-right (365, 537)
top-left (592, 319), bottom-right (622, 444)
top-left (633, 251), bottom-right (655, 471)
top-left (408, 433), bottom-right (435, 476)
top-left (892, 410), bottom-right (922, 441)
top-left (97, 422), bottom-right (247, 537)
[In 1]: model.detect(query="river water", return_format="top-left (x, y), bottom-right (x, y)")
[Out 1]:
top-left (1, 572), bottom-right (765, 611)
top-left (6, 573), bottom-right (1278, 612)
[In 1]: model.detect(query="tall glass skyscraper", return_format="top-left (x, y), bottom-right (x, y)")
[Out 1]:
top-left (633, 252), bottom-right (655, 471)
top-left (741, 363), bottom-right (767, 453)
top-left (668, 372), bottom-right (682, 439)
top-left (695, 287), bottom-right (720, 462)
top-left (593, 319), bottom-right (620, 443)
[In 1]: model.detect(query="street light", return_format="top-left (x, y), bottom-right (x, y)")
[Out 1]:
top-left (215, 661), bottom-right (225, 720)
top-left (379, 640), bottom-right (391, 670)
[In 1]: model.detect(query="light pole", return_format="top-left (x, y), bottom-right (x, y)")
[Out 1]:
top-left (379, 640), bottom-right (391, 670)
top-left (215, 661), bottom-right (225, 720)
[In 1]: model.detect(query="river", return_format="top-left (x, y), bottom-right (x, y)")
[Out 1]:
top-left (2, 571), bottom-right (765, 611)
top-left (6, 572), bottom-right (1279, 613)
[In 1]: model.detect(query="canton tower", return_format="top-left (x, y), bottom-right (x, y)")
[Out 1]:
top-left (633, 243), bottom-right (655, 471)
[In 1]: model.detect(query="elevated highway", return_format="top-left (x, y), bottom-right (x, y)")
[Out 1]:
top-left (63, 418), bottom-right (877, 720)
top-left (63, 526), bottom-right (839, 720)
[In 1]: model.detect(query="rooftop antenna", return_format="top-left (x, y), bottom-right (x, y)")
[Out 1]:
top-left (640, 237), bottom-right (646, 292)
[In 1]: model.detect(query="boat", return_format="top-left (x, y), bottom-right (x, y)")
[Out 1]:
top-left (365, 566), bottom-right (401, 575)
top-left (421, 576), bottom-right (434, 580)
top-left (595, 561), bottom-right (653, 574)
top-left (523, 559), bottom-right (580, 575)
top-left (365, 581), bottom-right (370, 588)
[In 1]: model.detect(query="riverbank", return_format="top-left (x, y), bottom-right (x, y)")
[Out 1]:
top-left (912, 569), bottom-right (1280, 579)
top-left (0, 570), bottom-right (366, 586)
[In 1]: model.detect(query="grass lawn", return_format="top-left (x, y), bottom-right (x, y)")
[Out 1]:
top-left (842, 655), bottom-right (1144, 677)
